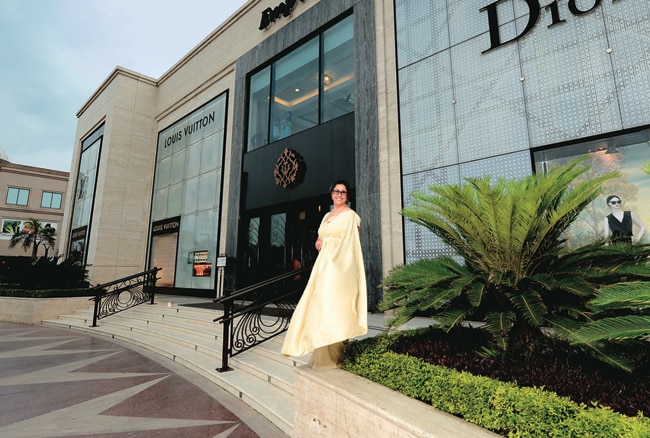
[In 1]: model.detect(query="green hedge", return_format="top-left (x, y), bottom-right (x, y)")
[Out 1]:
top-left (342, 335), bottom-right (650, 437)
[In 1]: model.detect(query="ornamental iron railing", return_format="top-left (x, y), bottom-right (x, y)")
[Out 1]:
top-left (213, 267), bottom-right (309, 372)
top-left (90, 267), bottom-right (161, 327)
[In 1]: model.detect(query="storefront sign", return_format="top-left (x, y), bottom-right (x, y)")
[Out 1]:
top-left (69, 225), bottom-right (87, 263)
top-left (259, 0), bottom-right (304, 30)
top-left (152, 216), bottom-right (181, 235)
top-left (481, 0), bottom-right (621, 53)
top-left (162, 111), bottom-right (215, 149)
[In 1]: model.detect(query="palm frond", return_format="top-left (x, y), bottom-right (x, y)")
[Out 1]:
top-left (547, 316), bottom-right (638, 373)
top-left (589, 282), bottom-right (650, 312)
top-left (509, 290), bottom-right (546, 327)
top-left (484, 311), bottom-right (516, 351)
top-left (573, 315), bottom-right (650, 342)
top-left (463, 280), bottom-right (486, 307)
top-left (435, 309), bottom-right (468, 331)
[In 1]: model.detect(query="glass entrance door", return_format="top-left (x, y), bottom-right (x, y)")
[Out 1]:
top-left (239, 197), bottom-right (324, 287)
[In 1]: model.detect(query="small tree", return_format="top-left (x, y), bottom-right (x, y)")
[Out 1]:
top-left (380, 158), bottom-right (650, 370)
top-left (9, 218), bottom-right (56, 262)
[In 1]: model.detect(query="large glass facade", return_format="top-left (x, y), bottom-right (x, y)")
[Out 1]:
top-left (68, 125), bottom-right (103, 265)
top-left (246, 14), bottom-right (354, 151)
top-left (150, 94), bottom-right (227, 290)
top-left (395, 0), bottom-right (650, 263)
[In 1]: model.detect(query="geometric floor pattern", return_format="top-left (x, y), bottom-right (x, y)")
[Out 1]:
top-left (0, 322), bottom-right (287, 438)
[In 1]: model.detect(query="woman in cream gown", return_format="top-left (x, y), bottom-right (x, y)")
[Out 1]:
top-left (281, 181), bottom-right (367, 368)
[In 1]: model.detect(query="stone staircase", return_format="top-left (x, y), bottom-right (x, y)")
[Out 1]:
top-left (41, 294), bottom-right (309, 437)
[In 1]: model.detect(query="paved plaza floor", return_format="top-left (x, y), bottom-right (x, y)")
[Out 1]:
top-left (0, 322), bottom-right (287, 438)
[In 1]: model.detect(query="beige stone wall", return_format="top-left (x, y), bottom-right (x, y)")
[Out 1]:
top-left (293, 366), bottom-right (498, 438)
top-left (375, 0), bottom-right (405, 275)
top-left (0, 297), bottom-right (92, 325)
top-left (63, 70), bottom-right (158, 285)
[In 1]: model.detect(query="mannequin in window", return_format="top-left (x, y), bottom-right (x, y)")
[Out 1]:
top-left (603, 195), bottom-right (646, 244)
top-left (273, 111), bottom-right (292, 140)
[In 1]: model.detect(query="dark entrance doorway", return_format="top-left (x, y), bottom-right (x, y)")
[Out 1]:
top-left (238, 196), bottom-right (331, 287)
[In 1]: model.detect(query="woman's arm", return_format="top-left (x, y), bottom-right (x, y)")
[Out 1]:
top-left (603, 217), bottom-right (611, 239)
top-left (631, 211), bottom-right (646, 243)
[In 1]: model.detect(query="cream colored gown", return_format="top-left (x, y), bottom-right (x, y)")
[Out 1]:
top-left (281, 209), bottom-right (368, 368)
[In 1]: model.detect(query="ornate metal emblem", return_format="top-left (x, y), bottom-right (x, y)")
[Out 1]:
top-left (274, 147), bottom-right (305, 189)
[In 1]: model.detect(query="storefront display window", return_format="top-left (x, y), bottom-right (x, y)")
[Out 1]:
top-left (533, 127), bottom-right (650, 247)
top-left (150, 94), bottom-right (227, 290)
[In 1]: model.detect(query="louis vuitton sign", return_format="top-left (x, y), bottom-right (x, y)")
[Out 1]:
top-left (481, 0), bottom-right (622, 53)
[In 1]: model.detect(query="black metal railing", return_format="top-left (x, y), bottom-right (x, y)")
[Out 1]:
top-left (213, 267), bottom-right (309, 372)
top-left (90, 267), bottom-right (162, 327)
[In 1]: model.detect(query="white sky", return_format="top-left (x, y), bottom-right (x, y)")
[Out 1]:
top-left (0, 0), bottom-right (247, 172)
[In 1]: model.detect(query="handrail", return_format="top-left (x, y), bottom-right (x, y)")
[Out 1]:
top-left (213, 284), bottom-right (305, 325)
top-left (90, 267), bottom-right (161, 327)
top-left (214, 267), bottom-right (308, 305)
top-left (213, 267), bottom-right (309, 372)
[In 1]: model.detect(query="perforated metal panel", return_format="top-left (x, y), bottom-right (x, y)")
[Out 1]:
top-left (606, 0), bottom-right (650, 128)
top-left (452, 33), bottom-right (529, 162)
top-left (395, 0), bottom-right (448, 68)
top-left (402, 166), bottom-right (460, 263)
top-left (459, 151), bottom-right (532, 181)
top-left (520, 10), bottom-right (623, 146)
top-left (399, 53), bottom-right (457, 174)
top-left (395, 0), bottom-right (650, 263)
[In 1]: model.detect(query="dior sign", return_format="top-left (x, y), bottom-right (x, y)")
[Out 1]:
top-left (481, 0), bottom-right (622, 53)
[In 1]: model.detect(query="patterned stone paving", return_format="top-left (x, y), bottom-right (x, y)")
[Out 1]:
top-left (0, 322), bottom-right (287, 438)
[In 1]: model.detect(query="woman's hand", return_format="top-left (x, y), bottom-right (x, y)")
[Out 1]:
top-left (315, 238), bottom-right (322, 251)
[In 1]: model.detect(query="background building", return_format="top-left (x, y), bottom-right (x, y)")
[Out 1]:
top-left (60, 0), bottom-right (650, 305)
top-left (0, 148), bottom-right (69, 257)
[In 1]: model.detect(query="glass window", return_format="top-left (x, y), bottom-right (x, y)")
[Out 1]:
top-left (246, 16), bottom-right (354, 150)
top-left (272, 37), bottom-right (319, 141)
top-left (6, 187), bottom-right (29, 206)
top-left (151, 94), bottom-right (227, 290)
top-left (71, 137), bottom-right (101, 229)
top-left (270, 213), bottom-right (286, 273)
top-left (248, 67), bottom-right (271, 151)
top-left (68, 125), bottom-right (103, 266)
top-left (322, 16), bottom-right (355, 122)
top-left (41, 191), bottom-right (62, 209)
top-left (533, 128), bottom-right (650, 247)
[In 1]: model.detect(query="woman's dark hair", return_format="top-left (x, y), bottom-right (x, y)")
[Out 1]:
top-left (329, 179), bottom-right (351, 194)
top-left (606, 195), bottom-right (621, 205)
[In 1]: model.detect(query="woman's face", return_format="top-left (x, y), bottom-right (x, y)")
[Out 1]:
top-left (609, 198), bottom-right (622, 209)
top-left (331, 184), bottom-right (348, 206)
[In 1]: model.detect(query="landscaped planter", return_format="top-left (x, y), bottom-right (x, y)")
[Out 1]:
top-left (293, 366), bottom-right (498, 437)
top-left (0, 296), bottom-right (91, 325)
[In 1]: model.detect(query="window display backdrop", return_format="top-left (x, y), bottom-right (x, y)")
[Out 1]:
top-left (150, 94), bottom-right (227, 289)
top-left (533, 128), bottom-right (650, 248)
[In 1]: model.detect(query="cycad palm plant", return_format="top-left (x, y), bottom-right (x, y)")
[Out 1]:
top-left (381, 158), bottom-right (650, 361)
